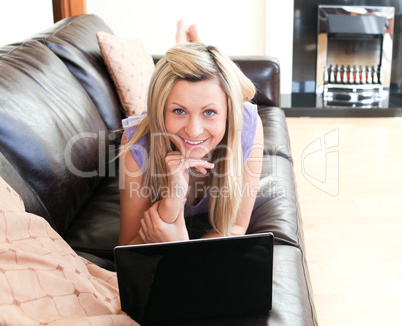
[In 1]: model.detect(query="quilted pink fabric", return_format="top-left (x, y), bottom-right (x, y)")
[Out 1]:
top-left (0, 177), bottom-right (138, 325)
top-left (97, 32), bottom-right (155, 117)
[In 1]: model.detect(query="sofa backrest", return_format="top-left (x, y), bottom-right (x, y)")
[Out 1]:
top-left (31, 14), bottom-right (123, 131)
top-left (0, 15), bottom-right (121, 235)
top-left (232, 57), bottom-right (281, 108)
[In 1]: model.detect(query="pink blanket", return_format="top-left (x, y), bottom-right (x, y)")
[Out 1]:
top-left (0, 177), bottom-right (138, 325)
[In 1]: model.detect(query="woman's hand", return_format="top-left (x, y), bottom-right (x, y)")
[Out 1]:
top-left (157, 151), bottom-right (214, 224)
top-left (139, 200), bottom-right (189, 243)
top-left (165, 151), bottom-right (214, 202)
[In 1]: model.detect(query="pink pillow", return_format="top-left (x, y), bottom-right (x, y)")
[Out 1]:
top-left (0, 177), bottom-right (137, 325)
top-left (97, 32), bottom-right (155, 117)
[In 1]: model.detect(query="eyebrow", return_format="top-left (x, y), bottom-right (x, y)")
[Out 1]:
top-left (166, 102), bottom-right (186, 109)
top-left (166, 102), bottom-right (218, 110)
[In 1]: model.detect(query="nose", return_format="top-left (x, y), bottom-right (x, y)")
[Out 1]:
top-left (184, 116), bottom-right (203, 138)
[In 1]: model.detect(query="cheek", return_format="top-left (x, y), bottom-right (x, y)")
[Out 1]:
top-left (164, 116), bottom-right (183, 148)
top-left (211, 119), bottom-right (227, 141)
top-left (164, 115), bottom-right (176, 134)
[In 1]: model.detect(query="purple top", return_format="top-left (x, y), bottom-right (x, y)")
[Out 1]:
top-left (122, 101), bottom-right (258, 217)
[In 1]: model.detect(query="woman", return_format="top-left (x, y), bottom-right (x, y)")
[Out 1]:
top-left (119, 23), bottom-right (264, 245)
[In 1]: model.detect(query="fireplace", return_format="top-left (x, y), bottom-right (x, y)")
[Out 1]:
top-left (315, 6), bottom-right (395, 108)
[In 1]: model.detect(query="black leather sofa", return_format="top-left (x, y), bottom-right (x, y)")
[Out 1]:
top-left (0, 14), bottom-right (317, 326)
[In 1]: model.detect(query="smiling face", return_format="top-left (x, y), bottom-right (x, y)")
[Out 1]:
top-left (164, 78), bottom-right (228, 159)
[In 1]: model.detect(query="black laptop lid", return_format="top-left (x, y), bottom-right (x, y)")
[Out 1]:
top-left (114, 232), bottom-right (274, 325)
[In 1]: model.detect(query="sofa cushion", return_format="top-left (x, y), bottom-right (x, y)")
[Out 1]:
top-left (31, 14), bottom-right (124, 131)
top-left (0, 40), bottom-right (111, 236)
top-left (243, 107), bottom-right (302, 247)
top-left (64, 174), bottom-right (121, 262)
top-left (97, 32), bottom-right (155, 117)
top-left (258, 107), bottom-right (292, 162)
top-left (249, 155), bottom-right (303, 247)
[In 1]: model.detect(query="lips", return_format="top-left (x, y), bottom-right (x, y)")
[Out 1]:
top-left (185, 139), bottom-right (204, 145)
top-left (181, 137), bottom-right (209, 147)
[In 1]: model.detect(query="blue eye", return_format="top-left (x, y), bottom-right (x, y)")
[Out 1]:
top-left (205, 110), bottom-right (216, 116)
top-left (173, 108), bottom-right (185, 115)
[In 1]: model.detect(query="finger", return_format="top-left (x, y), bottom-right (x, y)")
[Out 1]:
top-left (148, 203), bottom-right (161, 223)
top-left (142, 214), bottom-right (158, 243)
top-left (139, 220), bottom-right (148, 241)
top-left (139, 217), bottom-right (152, 243)
top-left (185, 159), bottom-right (214, 171)
top-left (165, 151), bottom-right (182, 159)
top-left (165, 152), bottom-right (184, 164)
top-left (140, 228), bottom-right (155, 243)
top-left (142, 211), bottom-right (153, 235)
top-left (153, 200), bottom-right (161, 210)
top-left (193, 166), bottom-right (208, 174)
top-left (139, 226), bottom-right (147, 242)
top-left (165, 152), bottom-right (187, 173)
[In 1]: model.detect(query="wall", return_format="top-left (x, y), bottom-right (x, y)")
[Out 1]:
top-left (0, 0), bottom-right (294, 95)
top-left (86, 0), bottom-right (294, 94)
top-left (0, 0), bottom-right (53, 46)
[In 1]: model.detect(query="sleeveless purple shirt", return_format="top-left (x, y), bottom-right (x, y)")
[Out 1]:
top-left (122, 102), bottom-right (258, 217)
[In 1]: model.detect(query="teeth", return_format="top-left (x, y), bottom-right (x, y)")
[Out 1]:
top-left (185, 139), bottom-right (203, 145)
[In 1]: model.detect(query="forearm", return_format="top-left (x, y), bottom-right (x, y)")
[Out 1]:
top-left (157, 196), bottom-right (183, 223)
top-left (119, 233), bottom-right (144, 246)
top-left (201, 225), bottom-right (247, 239)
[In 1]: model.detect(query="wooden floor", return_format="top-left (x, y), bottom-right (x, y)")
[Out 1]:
top-left (286, 116), bottom-right (402, 326)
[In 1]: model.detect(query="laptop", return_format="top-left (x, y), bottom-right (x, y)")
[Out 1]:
top-left (114, 232), bottom-right (274, 325)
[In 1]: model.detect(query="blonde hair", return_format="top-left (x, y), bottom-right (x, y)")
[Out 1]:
top-left (121, 43), bottom-right (255, 236)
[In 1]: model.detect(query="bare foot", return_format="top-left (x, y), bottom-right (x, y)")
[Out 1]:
top-left (175, 20), bottom-right (202, 44)
top-left (176, 19), bottom-right (190, 44)
top-left (188, 24), bottom-right (201, 43)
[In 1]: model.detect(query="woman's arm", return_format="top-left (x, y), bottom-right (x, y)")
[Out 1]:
top-left (139, 200), bottom-right (189, 243)
top-left (119, 133), bottom-right (186, 244)
top-left (119, 151), bottom-right (189, 244)
top-left (119, 133), bottom-right (212, 244)
top-left (158, 152), bottom-right (215, 224)
top-left (119, 132), bottom-right (151, 245)
top-left (202, 115), bottom-right (264, 238)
